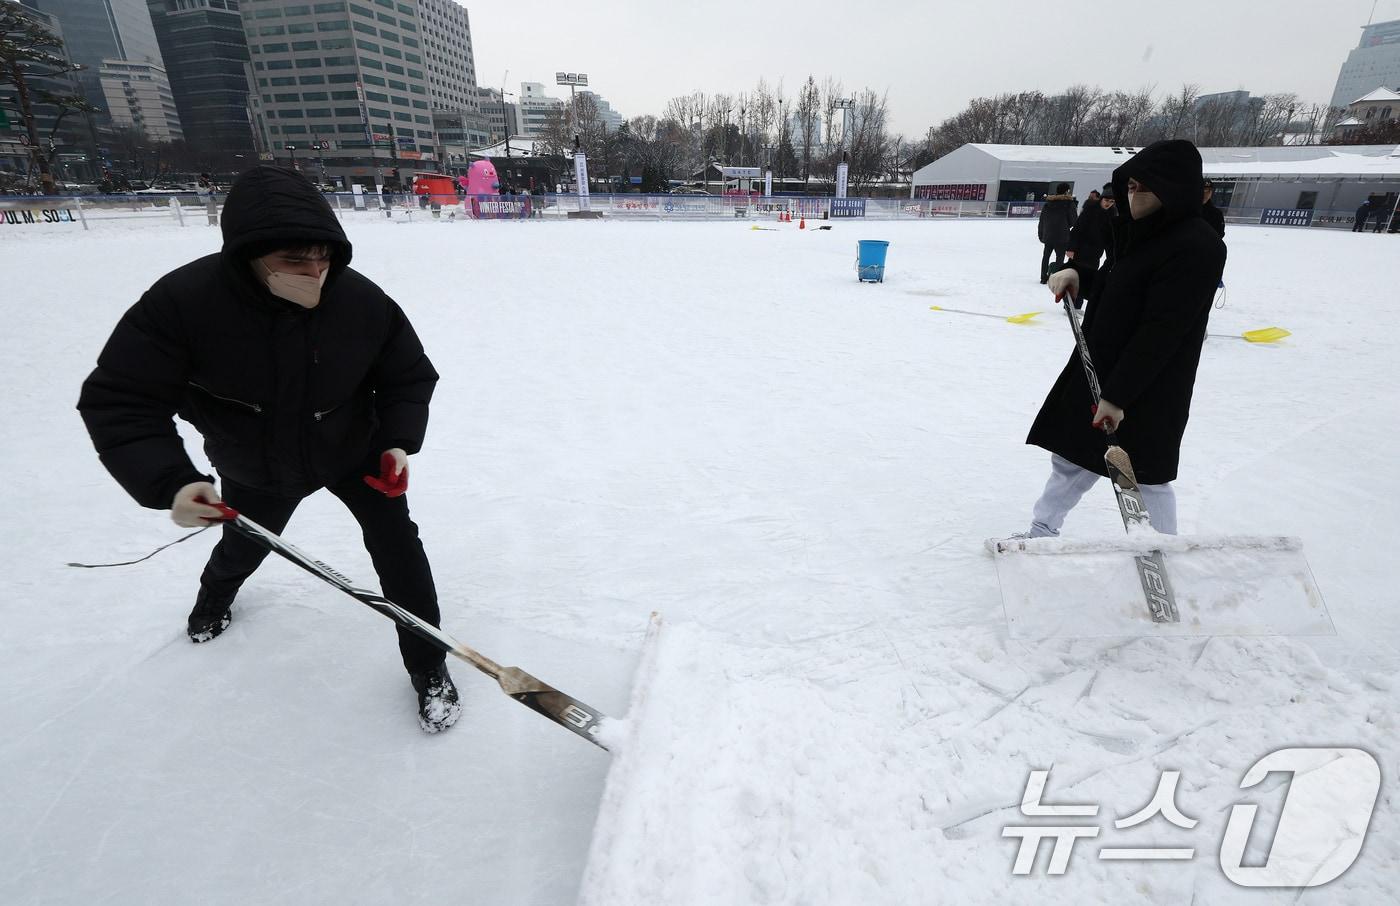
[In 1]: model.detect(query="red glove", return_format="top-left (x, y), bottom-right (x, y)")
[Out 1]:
top-left (363, 448), bottom-right (409, 497)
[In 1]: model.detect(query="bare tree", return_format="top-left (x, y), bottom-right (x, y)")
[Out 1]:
top-left (1157, 83), bottom-right (1201, 140)
top-left (795, 76), bottom-right (820, 187)
top-left (844, 89), bottom-right (891, 192)
top-left (1, 4), bottom-right (88, 193)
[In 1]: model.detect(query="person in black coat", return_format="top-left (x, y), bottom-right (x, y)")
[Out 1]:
top-left (1065, 182), bottom-right (1118, 307)
top-left (1017, 140), bottom-right (1227, 538)
top-left (1201, 178), bottom-right (1225, 238)
top-left (1353, 199), bottom-right (1373, 232)
top-left (1037, 182), bottom-right (1078, 283)
top-left (77, 166), bottom-right (461, 733)
top-left (1373, 198), bottom-right (1394, 233)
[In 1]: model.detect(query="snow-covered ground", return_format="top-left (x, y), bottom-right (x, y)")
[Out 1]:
top-left (2, 214), bottom-right (1396, 904)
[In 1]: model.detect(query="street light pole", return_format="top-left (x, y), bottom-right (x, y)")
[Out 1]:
top-left (313, 134), bottom-right (326, 184)
top-left (386, 122), bottom-right (399, 190)
top-left (555, 71), bottom-right (588, 138)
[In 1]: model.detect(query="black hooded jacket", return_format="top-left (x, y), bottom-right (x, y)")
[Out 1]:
top-left (78, 166), bottom-right (438, 508)
top-left (1067, 199), bottom-right (1113, 264)
top-left (1026, 140), bottom-right (1227, 485)
top-left (1201, 200), bottom-right (1225, 238)
top-left (1037, 194), bottom-right (1078, 247)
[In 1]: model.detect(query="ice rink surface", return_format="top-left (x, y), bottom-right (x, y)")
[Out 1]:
top-left (2, 214), bottom-right (1396, 904)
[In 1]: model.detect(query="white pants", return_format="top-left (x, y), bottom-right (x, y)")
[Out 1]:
top-left (1029, 454), bottom-right (1177, 537)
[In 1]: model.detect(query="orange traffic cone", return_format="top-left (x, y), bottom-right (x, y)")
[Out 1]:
top-left (799, 216), bottom-right (806, 229)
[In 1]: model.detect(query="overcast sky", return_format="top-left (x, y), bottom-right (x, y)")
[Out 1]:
top-left (460, 0), bottom-right (1399, 136)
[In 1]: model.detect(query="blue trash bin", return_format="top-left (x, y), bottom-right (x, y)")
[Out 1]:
top-left (856, 240), bottom-right (890, 283)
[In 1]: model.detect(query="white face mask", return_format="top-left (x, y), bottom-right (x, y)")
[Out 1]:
top-left (256, 258), bottom-right (329, 308)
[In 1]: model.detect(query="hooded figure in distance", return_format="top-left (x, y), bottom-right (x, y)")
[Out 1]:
top-left (1037, 181), bottom-right (1079, 283)
top-left (1016, 140), bottom-right (1227, 538)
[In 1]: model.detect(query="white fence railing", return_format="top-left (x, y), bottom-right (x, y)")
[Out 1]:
top-left (2, 193), bottom-right (1394, 232)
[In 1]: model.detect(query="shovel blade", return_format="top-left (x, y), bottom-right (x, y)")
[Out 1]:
top-left (496, 666), bottom-right (611, 750)
top-left (1242, 326), bottom-right (1291, 343)
top-left (988, 535), bottom-right (1332, 639)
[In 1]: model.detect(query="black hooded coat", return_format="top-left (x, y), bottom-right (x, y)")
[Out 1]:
top-left (1201, 200), bottom-right (1225, 238)
top-left (1067, 199), bottom-right (1113, 265)
top-left (1026, 141), bottom-right (1226, 485)
top-left (1037, 194), bottom-right (1078, 247)
top-left (78, 166), bottom-right (439, 508)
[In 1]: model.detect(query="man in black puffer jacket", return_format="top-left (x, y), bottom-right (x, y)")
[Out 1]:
top-left (77, 166), bottom-right (460, 734)
top-left (1037, 182), bottom-right (1078, 283)
top-left (1016, 140), bottom-right (1226, 538)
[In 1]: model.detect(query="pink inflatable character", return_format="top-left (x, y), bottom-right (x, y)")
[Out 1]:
top-left (463, 160), bottom-right (499, 196)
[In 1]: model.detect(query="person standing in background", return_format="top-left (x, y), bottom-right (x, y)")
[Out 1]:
top-left (1201, 178), bottom-right (1225, 238)
top-left (1037, 182), bottom-right (1079, 284)
top-left (1064, 183), bottom-right (1117, 308)
top-left (196, 173), bottom-right (219, 227)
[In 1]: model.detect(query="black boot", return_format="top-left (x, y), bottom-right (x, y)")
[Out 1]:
top-left (187, 587), bottom-right (235, 643)
top-left (410, 662), bottom-right (461, 733)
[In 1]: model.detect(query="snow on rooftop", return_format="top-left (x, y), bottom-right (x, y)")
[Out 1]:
top-left (956, 143), bottom-right (1400, 179)
top-left (969, 143), bottom-right (1144, 164)
top-left (1204, 147), bottom-right (1400, 177)
top-left (1349, 87), bottom-right (1400, 105)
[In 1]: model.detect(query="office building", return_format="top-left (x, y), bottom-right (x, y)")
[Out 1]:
top-left (578, 89), bottom-right (622, 130)
top-left (99, 58), bottom-right (185, 142)
top-left (517, 81), bottom-right (563, 139)
top-left (34, 0), bottom-right (169, 117)
top-left (145, 0), bottom-right (259, 155)
top-left (476, 86), bottom-right (520, 141)
top-left (1330, 18), bottom-right (1400, 109)
top-left (241, 0), bottom-right (438, 184)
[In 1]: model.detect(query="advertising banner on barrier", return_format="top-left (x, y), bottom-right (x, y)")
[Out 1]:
top-left (470, 196), bottom-right (532, 219)
top-left (0, 207), bottom-right (81, 226)
top-left (915, 183), bottom-right (987, 200)
top-left (661, 197), bottom-right (711, 216)
top-left (830, 198), bottom-right (866, 218)
top-left (905, 201), bottom-right (960, 217)
top-left (1008, 203), bottom-right (1037, 217)
top-left (608, 196), bottom-right (661, 213)
top-left (1259, 208), bottom-right (1314, 227)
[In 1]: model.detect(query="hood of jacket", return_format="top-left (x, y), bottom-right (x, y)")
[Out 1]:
top-left (1044, 193), bottom-right (1076, 203)
top-left (219, 166), bottom-right (353, 282)
top-left (1111, 139), bottom-right (1203, 226)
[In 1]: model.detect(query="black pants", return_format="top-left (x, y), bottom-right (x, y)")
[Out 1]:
top-left (1353, 215), bottom-right (1368, 232)
top-left (198, 467), bottom-right (444, 675)
top-left (1040, 243), bottom-right (1066, 281)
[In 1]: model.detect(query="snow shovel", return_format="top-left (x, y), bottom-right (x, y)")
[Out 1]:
top-left (222, 510), bottom-right (612, 750)
top-left (930, 305), bottom-right (1042, 324)
top-left (987, 297), bottom-right (1332, 639)
top-left (1208, 326), bottom-right (1291, 343)
top-left (988, 533), bottom-right (1333, 639)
